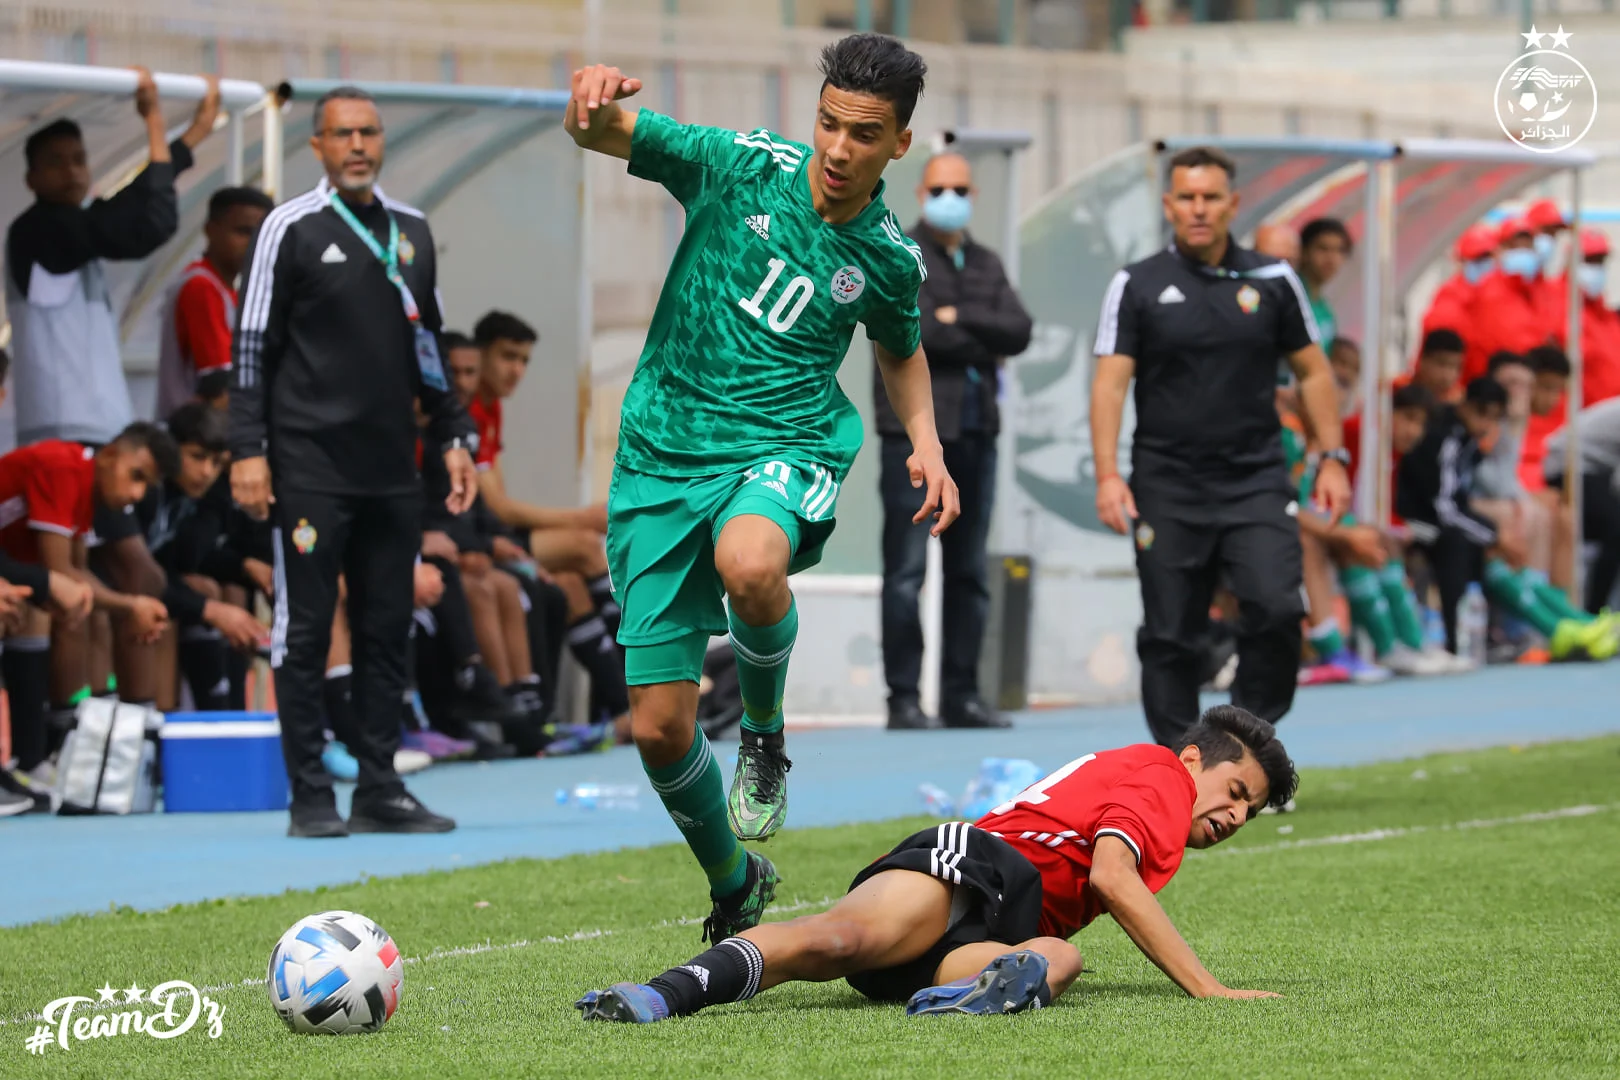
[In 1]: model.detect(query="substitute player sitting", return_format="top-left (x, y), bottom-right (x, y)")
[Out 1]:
top-left (566, 31), bottom-right (960, 943)
top-left (579, 705), bottom-right (1296, 1021)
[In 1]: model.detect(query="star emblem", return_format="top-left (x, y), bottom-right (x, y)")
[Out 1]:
top-left (96, 983), bottom-right (118, 1004)
top-left (123, 982), bottom-right (145, 1004)
top-left (1521, 24), bottom-right (1545, 48)
top-left (1549, 25), bottom-right (1572, 49)
top-left (1552, 91), bottom-right (1564, 104)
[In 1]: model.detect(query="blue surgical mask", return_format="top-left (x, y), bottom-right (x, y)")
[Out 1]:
top-left (1533, 232), bottom-right (1558, 262)
top-left (1500, 247), bottom-right (1542, 281)
top-left (1576, 263), bottom-right (1607, 298)
top-left (922, 190), bottom-right (973, 232)
top-left (1462, 257), bottom-right (1494, 285)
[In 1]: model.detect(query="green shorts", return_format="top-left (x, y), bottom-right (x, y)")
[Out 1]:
top-left (606, 458), bottom-right (841, 675)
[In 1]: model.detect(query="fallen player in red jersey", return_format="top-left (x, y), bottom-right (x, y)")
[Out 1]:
top-left (577, 704), bottom-right (1298, 1020)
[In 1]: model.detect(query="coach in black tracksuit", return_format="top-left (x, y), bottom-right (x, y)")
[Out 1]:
top-left (229, 87), bottom-right (478, 837)
top-left (1089, 146), bottom-right (1351, 747)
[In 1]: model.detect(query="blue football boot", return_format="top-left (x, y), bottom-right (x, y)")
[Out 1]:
top-left (575, 983), bottom-right (671, 1023)
top-left (905, 950), bottom-right (1050, 1017)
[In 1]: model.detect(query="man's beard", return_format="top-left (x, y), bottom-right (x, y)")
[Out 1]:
top-left (334, 163), bottom-right (379, 192)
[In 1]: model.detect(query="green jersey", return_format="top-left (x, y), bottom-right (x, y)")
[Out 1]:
top-left (1310, 292), bottom-right (1336, 349)
top-left (617, 109), bottom-right (925, 479)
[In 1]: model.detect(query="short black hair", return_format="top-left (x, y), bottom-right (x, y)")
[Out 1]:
top-left (1527, 344), bottom-right (1571, 378)
top-left (1486, 350), bottom-right (1530, 377)
top-left (25, 119), bottom-right (84, 169)
top-left (208, 186), bottom-right (274, 222)
top-left (473, 310), bottom-right (538, 350)
top-left (1172, 705), bottom-right (1298, 810)
top-left (1165, 146), bottom-right (1236, 185)
top-left (1392, 382), bottom-right (1435, 414)
top-left (1301, 217), bottom-right (1354, 255)
top-left (112, 421), bottom-right (181, 480)
top-left (195, 370), bottom-right (231, 404)
top-left (312, 85), bottom-right (378, 133)
top-left (818, 33), bottom-right (928, 130)
top-left (166, 402), bottom-right (228, 455)
top-left (1464, 376), bottom-right (1509, 410)
top-left (0, 347), bottom-right (9, 388)
top-left (442, 330), bottom-right (477, 354)
top-left (1420, 328), bottom-right (1465, 357)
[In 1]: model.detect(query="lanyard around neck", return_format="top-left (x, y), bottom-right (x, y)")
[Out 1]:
top-left (327, 191), bottom-right (418, 322)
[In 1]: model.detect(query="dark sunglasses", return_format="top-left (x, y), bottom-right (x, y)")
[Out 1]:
top-left (927, 186), bottom-right (970, 198)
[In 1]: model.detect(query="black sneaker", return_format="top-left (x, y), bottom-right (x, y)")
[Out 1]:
top-left (941, 697), bottom-right (1012, 730)
top-left (348, 790), bottom-right (456, 834)
top-left (288, 793), bottom-right (349, 838)
top-left (886, 699), bottom-right (936, 731)
top-left (0, 778), bottom-right (35, 817)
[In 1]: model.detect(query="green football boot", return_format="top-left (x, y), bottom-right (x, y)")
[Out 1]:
top-left (701, 851), bottom-right (779, 944)
top-left (727, 729), bottom-right (792, 842)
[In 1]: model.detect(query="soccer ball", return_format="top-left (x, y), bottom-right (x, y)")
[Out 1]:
top-left (267, 910), bottom-right (403, 1034)
top-left (1517, 90), bottom-right (1540, 113)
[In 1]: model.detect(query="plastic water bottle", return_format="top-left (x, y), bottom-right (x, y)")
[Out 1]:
top-left (918, 783), bottom-right (957, 818)
top-left (1456, 583), bottom-right (1489, 669)
top-left (554, 783), bottom-right (641, 811)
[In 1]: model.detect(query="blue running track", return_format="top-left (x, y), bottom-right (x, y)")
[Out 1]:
top-left (3, 664), bottom-right (1616, 927)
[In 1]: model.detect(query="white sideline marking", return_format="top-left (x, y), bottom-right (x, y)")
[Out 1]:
top-left (3, 802), bottom-right (1611, 1028)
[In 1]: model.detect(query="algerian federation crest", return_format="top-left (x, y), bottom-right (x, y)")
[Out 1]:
top-left (1496, 27), bottom-right (1598, 154)
top-left (1236, 284), bottom-right (1260, 314)
top-left (1135, 521), bottom-right (1155, 551)
top-left (830, 265), bottom-right (865, 305)
top-left (398, 233), bottom-right (416, 265)
top-left (292, 519), bottom-right (318, 554)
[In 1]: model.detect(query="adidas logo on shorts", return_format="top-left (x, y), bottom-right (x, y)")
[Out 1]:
top-left (745, 214), bottom-right (771, 241)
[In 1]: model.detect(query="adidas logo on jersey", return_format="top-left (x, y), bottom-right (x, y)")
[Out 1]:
top-left (1157, 284), bottom-right (1185, 304)
top-left (745, 214), bottom-right (771, 241)
top-left (320, 243), bottom-right (348, 264)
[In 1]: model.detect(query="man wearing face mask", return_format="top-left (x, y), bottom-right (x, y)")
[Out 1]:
top-left (1422, 223), bottom-right (1498, 341)
top-left (1548, 229), bottom-right (1620, 408)
top-left (1463, 218), bottom-right (1554, 384)
top-left (871, 152), bottom-right (1032, 732)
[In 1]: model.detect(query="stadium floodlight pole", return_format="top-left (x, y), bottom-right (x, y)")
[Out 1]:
top-left (1564, 166), bottom-right (1584, 606)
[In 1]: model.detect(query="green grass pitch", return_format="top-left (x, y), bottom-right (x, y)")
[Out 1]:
top-left (2, 736), bottom-right (1618, 1078)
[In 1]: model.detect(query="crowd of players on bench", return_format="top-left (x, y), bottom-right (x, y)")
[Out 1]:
top-left (0, 77), bottom-right (631, 816)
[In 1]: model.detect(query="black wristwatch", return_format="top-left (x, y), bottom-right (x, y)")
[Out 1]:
top-left (1309, 448), bottom-right (1351, 470)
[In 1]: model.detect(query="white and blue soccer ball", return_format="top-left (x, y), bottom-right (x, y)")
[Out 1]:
top-left (267, 910), bottom-right (403, 1035)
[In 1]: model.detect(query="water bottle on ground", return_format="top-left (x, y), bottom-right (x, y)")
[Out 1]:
top-left (918, 783), bottom-right (957, 818)
top-left (555, 783), bottom-right (641, 811)
top-left (1456, 583), bottom-right (1489, 669)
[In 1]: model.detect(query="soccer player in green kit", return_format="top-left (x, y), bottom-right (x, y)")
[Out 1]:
top-left (565, 33), bottom-right (961, 943)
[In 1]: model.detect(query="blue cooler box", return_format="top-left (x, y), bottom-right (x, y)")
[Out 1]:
top-left (161, 712), bottom-right (288, 813)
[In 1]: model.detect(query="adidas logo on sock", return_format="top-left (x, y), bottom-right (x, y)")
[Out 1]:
top-left (681, 965), bottom-right (712, 991)
top-left (745, 214), bottom-right (771, 241)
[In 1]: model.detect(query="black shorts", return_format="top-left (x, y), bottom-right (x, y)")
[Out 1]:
top-left (844, 823), bottom-right (1045, 1002)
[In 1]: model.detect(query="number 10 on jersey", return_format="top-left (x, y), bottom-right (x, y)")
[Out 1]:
top-left (739, 258), bottom-right (815, 333)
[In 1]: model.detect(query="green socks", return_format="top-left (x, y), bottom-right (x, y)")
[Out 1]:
top-left (1308, 619), bottom-right (1346, 660)
top-left (1341, 565), bottom-right (1398, 656)
top-left (644, 728), bottom-right (747, 899)
top-left (1483, 559), bottom-right (1561, 637)
top-left (1521, 568), bottom-right (1591, 623)
top-left (1379, 561), bottom-right (1428, 651)
top-left (729, 597), bottom-right (798, 736)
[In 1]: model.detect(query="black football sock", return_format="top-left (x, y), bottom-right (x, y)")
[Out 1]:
top-left (646, 937), bottom-right (764, 1017)
top-left (323, 665), bottom-right (358, 746)
top-left (587, 573), bottom-right (621, 639)
top-left (568, 615), bottom-right (629, 718)
top-left (179, 629), bottom-right (232, 711)
top-left (1, 637), bottom-right (50, 771)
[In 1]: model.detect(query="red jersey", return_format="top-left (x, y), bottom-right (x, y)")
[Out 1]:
top-left (1420, 274), bottom-right (1476, 340)
top-left (1343, 412), bottom-right (1405, 527)
top-left (468, 393), bottom-right (502, 471)
top-left (0, 440), bottom-right (98, 564)
top-left (157, 258), bottom-right (236, 419)
top-left (1463, 271), bottom-right (1554, 384)
top-left (975, 744), bottom-right (1196, 940)
top-left (1545, 281), bottom-right (1620, 408)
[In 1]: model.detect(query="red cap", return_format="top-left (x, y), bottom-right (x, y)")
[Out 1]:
top-left (1581, 228), bottom-right (1610, 258)
top-left (1455, 223), bottom-right (1498, 261)
top-left (1499, 216), bottom-right (1534, 243)
top-left (1525, 198), bottom-right (1566, 230)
